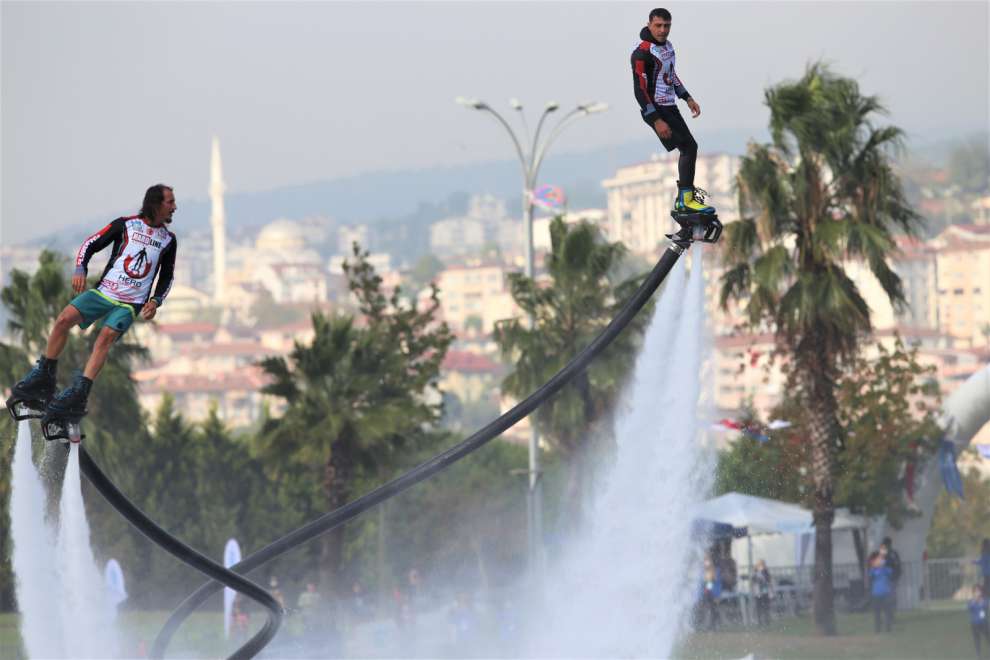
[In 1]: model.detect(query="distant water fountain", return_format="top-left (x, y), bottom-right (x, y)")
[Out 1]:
top-left (11, 422), bottom-right (118, 658)
top-left (530, 246), bottom-right (715, 657)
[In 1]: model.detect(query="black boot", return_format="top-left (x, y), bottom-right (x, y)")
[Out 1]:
top-left (46, 373), bottom-right (92, 420)
top-left (6, 357), bottom-right (58, 420)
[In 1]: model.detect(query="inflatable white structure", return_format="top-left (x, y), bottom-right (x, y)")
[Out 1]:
top-left (889, 364), bottom-right (990, 607)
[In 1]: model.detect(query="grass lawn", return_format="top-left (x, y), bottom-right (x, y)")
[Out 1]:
top-left (676, 605), bottom-right (978, 659)
top-left (0, 605), bottom-right (979, 659)
top-left (0, 610), bottom-right (229, 659)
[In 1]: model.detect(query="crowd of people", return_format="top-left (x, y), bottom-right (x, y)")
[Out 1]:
top-left (694, 535), bottom-right (910, 635)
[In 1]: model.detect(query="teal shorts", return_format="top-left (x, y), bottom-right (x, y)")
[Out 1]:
top-left (70, 290), bottom-right (137, 335)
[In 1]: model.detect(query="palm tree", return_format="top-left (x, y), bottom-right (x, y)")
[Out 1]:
top-left (495, 217), bottom-right (645, 526)
top-left (259, 248), bottom-right (452, 593)
top-left (719, 64), bottom-right (921, 634)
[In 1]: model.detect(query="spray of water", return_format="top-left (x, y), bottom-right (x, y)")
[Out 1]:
top-left (55, 444), bottom-right (119, 657)
top-left (11, 423), bottom-right (119, 658)
top-left (529, 245), bottom-right (715, 657)
top-left (11, 420), bottom-right (64, 659)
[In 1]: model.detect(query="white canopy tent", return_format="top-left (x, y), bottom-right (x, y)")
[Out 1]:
top-left (695, 492), bottom-right (870, 592)
top-left (696, 492), bottom-right (868, 536)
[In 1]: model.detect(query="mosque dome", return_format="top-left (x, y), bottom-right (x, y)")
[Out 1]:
top-left (256, 218), bottom-right (305, 252)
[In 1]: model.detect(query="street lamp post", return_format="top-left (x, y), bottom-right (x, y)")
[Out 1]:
top-left (456, 96), bottom-right (608, 576)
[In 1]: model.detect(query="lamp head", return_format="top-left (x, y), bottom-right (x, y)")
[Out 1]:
top-left (455, 96), bottom-right (486, 110)
top-left (582, 102), bottom-right (609, 114)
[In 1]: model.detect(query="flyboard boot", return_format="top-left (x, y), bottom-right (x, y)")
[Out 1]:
top-left (6, 357), bottom-right (58, 421)
top-left (41, 372), bottom-right (90, 443)
top-left (667, 181), bottom-right (723, 247)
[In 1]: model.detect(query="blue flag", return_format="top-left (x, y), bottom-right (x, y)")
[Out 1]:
top-left (938, 440), bottom-right (964, 500)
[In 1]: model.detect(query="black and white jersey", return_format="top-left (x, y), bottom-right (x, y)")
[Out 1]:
top-left (75, 215), bottom-right (177, 307)
top-left (631, 27), bottom-right (691, 124)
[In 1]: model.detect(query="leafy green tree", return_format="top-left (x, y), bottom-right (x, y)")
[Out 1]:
top-left (494, 217), bottom-right (645, 526)
top-left (928, 467), bottom-right (990, 559)
top-left (714, 408), bottom-right (804, 502)
top-left (763, 338), bottom-right (942, 522)
top-left (258, 246), bottom-right (452, 594)
top-left (832, 340), bottom-right (941, 526)
top-left (719, 63), bottom-right (922, 634)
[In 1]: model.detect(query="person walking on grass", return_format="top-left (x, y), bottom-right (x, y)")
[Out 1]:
top-left (869, 550), bottom-right (894, 633)
top-left (969, 584), bottom-right (990, 659)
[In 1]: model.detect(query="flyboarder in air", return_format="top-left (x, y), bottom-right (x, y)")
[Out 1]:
top-left (631, 7), bottom-right (722, 245)
top-left (6, 184), bottom-right (178, 441)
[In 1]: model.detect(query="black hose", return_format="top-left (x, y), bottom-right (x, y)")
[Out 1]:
top-left (152, 244), bottom-right (688, 659)
top-left (78, 446), bottom-right (284, 660)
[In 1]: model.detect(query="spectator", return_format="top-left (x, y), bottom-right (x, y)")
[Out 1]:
top-left (447, 591), bottom-right (478, 647)
top-left (698, 555), bottom-right (722, 631)
top-left (349, 580), bottom-right (371, 623)
top-left (231, 594), bottom-right (250, 641)
top-left (752, 559), bottom-right (773, 628)
top-left (969, 584), bottom-right (990, 659)
top-left (269, 576), bottom-right (286, 610)
top-left (978, 539), bottom-right (990, 596)
top-left (869, 550), bottom-right (894, 632)
top-left (881, 536), bottom-right (902, 609)
top-left (718, 541), bottom-right (738, 593)
top-left (297, 582), bottom-right (323, 633)
top-left (406, 568), bottom-right (423, 609)
top-left (393, 586), bottom-right (411, 629)
top-left (399, 568), bottom-right (423, 629)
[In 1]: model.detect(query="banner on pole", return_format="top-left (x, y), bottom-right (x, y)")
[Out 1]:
top-left (531, 184), bottom-right (566, 212)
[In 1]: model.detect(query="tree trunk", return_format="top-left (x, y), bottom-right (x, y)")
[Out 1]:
top-left (321, 434), bottom-right (352, 598)
top-left (801, 347), bottom-right (840, 636)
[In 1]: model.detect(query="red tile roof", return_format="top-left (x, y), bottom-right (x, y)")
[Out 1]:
top-left (155, 322), bottom-right (219, 336)
top-left (442, 350), bottom-right (502, 373)
top-left (139, 366), bottom-right (272, 394)
top-left (180, 341), bottom-right (272, 357)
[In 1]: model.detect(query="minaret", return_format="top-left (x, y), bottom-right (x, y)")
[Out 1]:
top-left (209, 136), bottom-right (226, 302)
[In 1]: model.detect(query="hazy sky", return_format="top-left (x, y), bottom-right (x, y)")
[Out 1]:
top-left (2, 1), bottom-right (987, 244)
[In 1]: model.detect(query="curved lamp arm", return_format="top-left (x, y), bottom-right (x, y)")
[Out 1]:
top-left (532, 107), bottom-right (600, 183)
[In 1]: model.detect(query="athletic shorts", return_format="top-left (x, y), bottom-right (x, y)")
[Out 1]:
top-left (69, 289), bottom-right (137, 335)
top-left (644, 104), bottom-right (695, 152)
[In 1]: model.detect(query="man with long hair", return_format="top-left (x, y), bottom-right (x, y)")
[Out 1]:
top-left (7, 184), bottom-right (178, 431)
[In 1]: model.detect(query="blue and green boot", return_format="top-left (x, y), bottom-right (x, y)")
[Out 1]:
top-left (674, 181), bottom-right (717, 215)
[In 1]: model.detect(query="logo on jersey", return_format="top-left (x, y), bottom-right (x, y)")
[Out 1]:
top-left (133, 232), bottom-right (163, 248)
top-left (124, 248), bottom-right (152, 279)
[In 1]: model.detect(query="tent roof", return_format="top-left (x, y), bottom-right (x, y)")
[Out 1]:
top-left (695, 492), bottom-right (868, 536)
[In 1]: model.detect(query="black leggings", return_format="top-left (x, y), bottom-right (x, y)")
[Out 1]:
top-left (650, 105), bottom-right (698, 188)
top-left (873, 594), bottom-right (894, 632)
top-left (973, 621), bottom-right (990, 657)
top-left (678, 140), bottom-right (698, 190)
